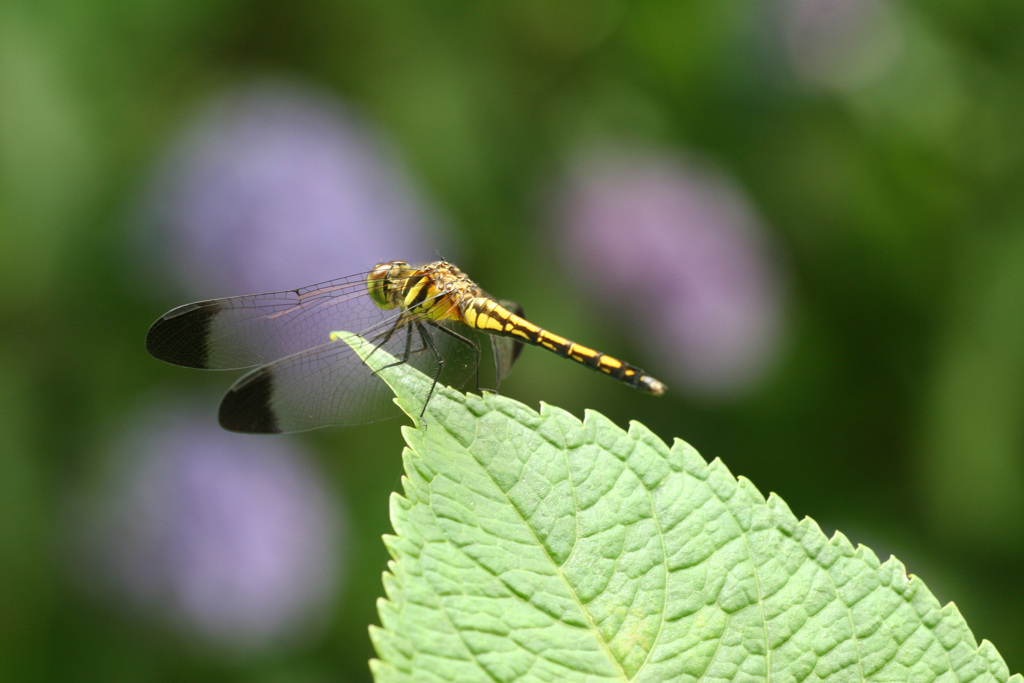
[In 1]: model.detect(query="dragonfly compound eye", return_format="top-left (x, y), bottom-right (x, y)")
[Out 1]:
top-left (367, 261), bottom-right (407, 309)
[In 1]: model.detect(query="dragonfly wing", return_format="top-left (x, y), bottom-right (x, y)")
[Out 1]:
top-left (219, 337), bottom-right (398, 432)
top-left (489, 299), bottom-right (526, 384)
top-left (218, 318), bottom-right (482, 433)
top-left (146, 272), bottom-right (394, 370)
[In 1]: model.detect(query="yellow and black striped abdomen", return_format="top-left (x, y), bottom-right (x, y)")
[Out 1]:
top-left (460, 296), bottom-right (666, 395)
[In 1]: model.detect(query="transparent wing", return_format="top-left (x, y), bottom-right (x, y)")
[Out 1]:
top-left (145, 270), bottom-right (390, 370)
top-left (218, 318), bottom-right (482, 433)
top-left (148, 267), bottom-right (497, 433)
top-left (490, 299), bottom-right (526, 385)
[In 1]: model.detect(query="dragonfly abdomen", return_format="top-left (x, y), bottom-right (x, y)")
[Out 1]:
top-left (461, 297), bottom-right (666, 395)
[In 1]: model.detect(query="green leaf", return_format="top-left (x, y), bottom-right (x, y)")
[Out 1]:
top-left (336, 333), bottom-right (1022, 683)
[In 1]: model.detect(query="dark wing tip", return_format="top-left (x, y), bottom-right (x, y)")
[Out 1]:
top-left (219, 370), bottom-right (281, 434)
top-left (146, 300), bottom-right (221, 368)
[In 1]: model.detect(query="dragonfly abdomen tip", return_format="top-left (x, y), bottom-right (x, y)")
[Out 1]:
top-left (641, 376), bottom-right (667, 396)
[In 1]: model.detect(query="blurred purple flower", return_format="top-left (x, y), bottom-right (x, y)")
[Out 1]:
top-left (73, 399), bottom-right (345, 650)
top-left (138, 79), bottom-right (445, 297)
top-left (554, 149), bottom-right (787, 398)
top-left (781, 0), bottom-right (902, 90)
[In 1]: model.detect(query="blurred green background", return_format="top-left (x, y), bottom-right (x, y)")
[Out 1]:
top-left (3, 0), bottom-right (1024, 680)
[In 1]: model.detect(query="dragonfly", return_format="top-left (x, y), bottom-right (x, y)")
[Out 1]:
top-left (146, 260), bottom-right (666, 433)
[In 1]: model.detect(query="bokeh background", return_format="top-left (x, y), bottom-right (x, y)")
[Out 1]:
top-left (3, 1), bottom-right (1023, 680)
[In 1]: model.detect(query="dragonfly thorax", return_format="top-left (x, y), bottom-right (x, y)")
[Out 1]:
top-left (366, 260), bottom-right (478, 322)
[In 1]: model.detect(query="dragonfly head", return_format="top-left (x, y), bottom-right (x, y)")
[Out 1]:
top-left (367, 261), bottom-right (411, 310)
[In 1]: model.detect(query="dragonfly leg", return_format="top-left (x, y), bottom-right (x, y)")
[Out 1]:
top-left (373, 319), bottom-right (418, 372)
top-left (363, 315), bottom-right (407, 366)
top-left (414, 321), bottom-right (446, 424)
top-left (433, 324), bottom-right (481, 392)
top-left (368, 320), bottom-right (434, 426)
